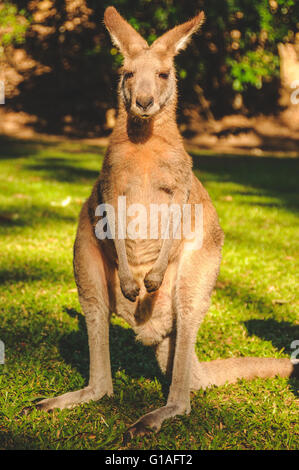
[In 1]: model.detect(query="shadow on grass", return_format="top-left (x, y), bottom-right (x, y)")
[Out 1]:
top-left (0, 137), bottom-right (104, 230)
top-left (0, 136), bottom-right (54, 160)
top-left (0, 135), bottom-right (103, 183)
top-left (26, 158), bottom-right (99, 183)
top-left (244, 318), bottom-right (299, 397)
top-left (215, 278), bottom-right (299, 350)
top-left (0, 264), bottom-right (73, 285)
top-left (244, 319), bottom-right (299, 353)
top-left (0, 204), bottom-right (77, 230)
top-left (60, 308), bottom-right (167, 391)
top-left (1, 134), bottom-right (298, 199)
top-left (191, 153), bottom-right (299, 213)
top-left (0, 135), bottom-right (105, 157)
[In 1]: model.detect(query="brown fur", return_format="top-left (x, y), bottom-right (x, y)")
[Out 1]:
top-left (33, 7), bottom-right (298, 440)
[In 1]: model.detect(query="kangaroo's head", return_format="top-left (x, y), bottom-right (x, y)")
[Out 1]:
top-left (104, 7), bottom-right (205, 120)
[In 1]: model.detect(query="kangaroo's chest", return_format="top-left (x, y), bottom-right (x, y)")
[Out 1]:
top-left (116, 154), bottom-right (178, 204)
top-left (99, 146), bottom-right (189, 265)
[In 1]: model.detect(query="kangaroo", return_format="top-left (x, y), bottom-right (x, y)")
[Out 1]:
top-left (34, 7), bottom-right (298, 440)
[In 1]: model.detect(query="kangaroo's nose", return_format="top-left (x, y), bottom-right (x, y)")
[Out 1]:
top-left (136, 96), bottom-right (154, 112)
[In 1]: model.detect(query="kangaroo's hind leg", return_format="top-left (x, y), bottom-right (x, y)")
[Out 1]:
top-left (124, 241), bottom-right (221, 440)
top-left (154, 337), bottom-right (214, 391)
top-left (35, 204), bottom-right (113, 411)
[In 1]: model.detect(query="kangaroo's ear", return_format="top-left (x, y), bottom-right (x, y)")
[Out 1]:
top-left (104, 6), bottom-right (148, 57)
top-left (151, 11), bottom-right (205, 56)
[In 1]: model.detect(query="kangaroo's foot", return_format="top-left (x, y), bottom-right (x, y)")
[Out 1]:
top-left (123, 403), bottom-right (190, 442)
top-left (22, 385), bottom-right (111, 414)
top-left (144, 269), bottom-right (164, 293)
top-left (120, 276), bottom-right (140, 302)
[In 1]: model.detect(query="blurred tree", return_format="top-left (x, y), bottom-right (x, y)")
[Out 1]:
top-left (0, 2), bottom-right (30, 52)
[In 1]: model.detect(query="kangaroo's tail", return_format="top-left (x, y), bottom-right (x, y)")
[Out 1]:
top-left (191, 356), bottom-right (299, 390)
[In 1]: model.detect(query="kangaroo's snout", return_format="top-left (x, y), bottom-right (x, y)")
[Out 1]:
top-left (132, 89), bottom-right (158, 118)
top-left (136, 96), bottom-right (154, 112)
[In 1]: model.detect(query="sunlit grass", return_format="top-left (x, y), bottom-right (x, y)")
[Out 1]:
top-left (0, 137), bottom-right (298, 449)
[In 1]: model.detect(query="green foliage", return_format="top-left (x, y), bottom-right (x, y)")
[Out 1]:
top-left (2, 1), bottom-right (299, 121)
top-left (227, 50), bottom-right (280, 92)
top-left (93, 0), bottom-right (298, 111)
top-left (0, 2), bottom-right (30, 51)
top-left (222, 0), bottom-right (296, 91)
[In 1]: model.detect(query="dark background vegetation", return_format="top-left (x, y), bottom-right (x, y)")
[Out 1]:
top-left (0, 0), bottom-right (298, 136)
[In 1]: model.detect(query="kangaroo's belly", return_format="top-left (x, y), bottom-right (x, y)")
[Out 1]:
top-left (113, 170), bottom-right (176, 263)
top-left (120, 188), bottom-right (183, 268)
top-left (112, 258), bottom-right (177, 346)
top-left (125, 238), bottom-right (162, 266)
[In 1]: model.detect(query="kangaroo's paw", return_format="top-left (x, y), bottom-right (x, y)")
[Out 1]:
top-left (22, 386), bottom-right (109, 414)
top-left (123, 413), bottom-right (160, 444)
top-left (144, 270), bottom-right (163, 293)
top-left (123, 421), bottom-right (156, 444)
top-left (120, 278), bottom-right (140, 302)
top-left (123, 403), bottom-right (188, 443)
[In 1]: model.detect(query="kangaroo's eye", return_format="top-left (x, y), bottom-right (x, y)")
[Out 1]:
top-left (124, 72), bottom-right (134, 80)
top-left (159, 72), bottom-right (169, 79)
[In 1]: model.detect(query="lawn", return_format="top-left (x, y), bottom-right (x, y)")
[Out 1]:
top-left (0, 136), bottom-right (298, 450)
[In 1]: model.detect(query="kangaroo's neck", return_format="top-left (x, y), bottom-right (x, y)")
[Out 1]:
top-left (110, 97), bottom-right (183, 147)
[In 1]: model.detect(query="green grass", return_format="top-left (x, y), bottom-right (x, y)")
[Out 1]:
top-left (0, 136), bottom-right (298, 450)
